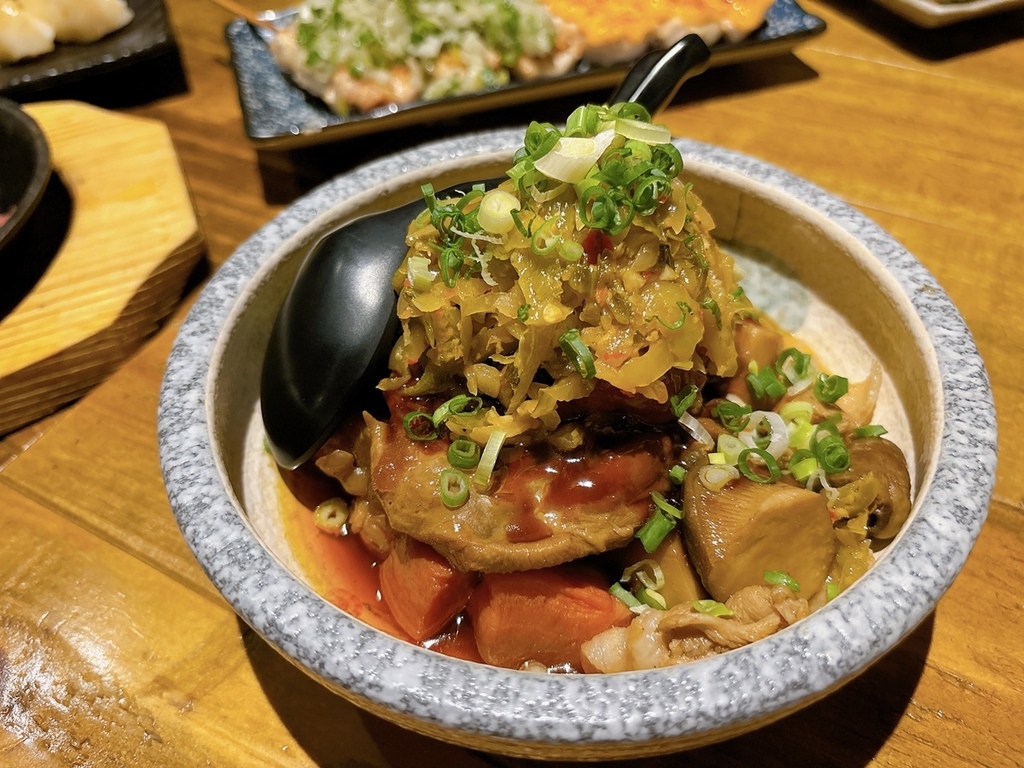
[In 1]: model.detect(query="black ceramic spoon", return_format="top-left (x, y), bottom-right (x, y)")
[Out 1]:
top-left (260, 34), bottom-right (712, 469)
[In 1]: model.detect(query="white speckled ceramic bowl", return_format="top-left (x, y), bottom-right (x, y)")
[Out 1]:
top-left (158, 130), bottom-right (996, 760)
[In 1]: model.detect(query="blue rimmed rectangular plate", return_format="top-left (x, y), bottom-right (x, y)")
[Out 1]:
top-left (227, 0), bottom-right (825, 151)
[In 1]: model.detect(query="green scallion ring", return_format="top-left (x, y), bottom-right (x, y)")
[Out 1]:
top-left (447, 438), bottom-right (482, 469)
top-left (813, 433), bottom-right (851, 474)
top-left (402, 410), bottom-right (438, 441)
top-left (431, 394), bottom-right (484, 427)
top-left (814, 373), bottom-right (849, 403)
top-left (439, 468), bottom-right (470, 508)
top-left (558, 329), bottom-right (596, 379)
top-left (737, 447), bottom-right (782, 484)
top-left (713, 400), bottom-right (752, 432)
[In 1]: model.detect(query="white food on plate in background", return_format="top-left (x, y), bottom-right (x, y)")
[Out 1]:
top-left (269, 0), bottom-right (584, 115)
top-left (0, 0), bottom-right (133, 63)
top-left (0, 1), bottom-right (55, 63)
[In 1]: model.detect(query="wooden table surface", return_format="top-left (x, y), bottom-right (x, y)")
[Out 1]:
top-left (2, 1), bottom-right (1022, 765)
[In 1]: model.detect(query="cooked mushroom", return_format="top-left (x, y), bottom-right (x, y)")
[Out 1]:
top-left (829, 436), bottom-right (912, 540)
top-left (682, 466), bottom-right (837, 601)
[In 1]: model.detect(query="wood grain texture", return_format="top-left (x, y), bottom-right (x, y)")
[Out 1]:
top-left (0, 102), bottom-right (204, 434)
top-left (1, 0), bottom-right (1022, 764)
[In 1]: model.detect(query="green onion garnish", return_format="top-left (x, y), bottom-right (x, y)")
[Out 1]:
top-left (670, 384), bottom-right (698, 417)
top-left (558, 329), bottom-right (596, 379)
top-left (517, 304), bottom-right (530, 322)
top-left (692, 599), bottom-right (734, 618)
top-left (610, 582), bottom-right (642, 609)
top-left (853, 424), bottom-right (888, 438)
top-left (439, 468), bottom-right (470, 508)
top-left (403, 411), bottom-right (438, 441)
top-left (447, 438), bottom-right (481, 469)
top-left (636, 492), bottom-right (684, 553)
top-left (811, 425), bottom-right (850, 474)
top-left (473, 429), bottom-right (506, 488)
top-left (713, 400), bottom-right (752, 432)
top-left (700, 296), bottom-right (722, 330)
top-left (775, 347), bottom-right (812, 383)
top-left (814, 373), bottom-right (849, 403)
top-left (737, 447), bottom-right (782, 484)
top-left (431, 394), bottom-right (483, 427)
top-left (825, 579), bottom-right (840, 602)
top-left (747, 366), bottom-right (786, 402)
top-left (668, 464), bottom-right (686, 485)
top-left (764, 570), bottom-right (800, 593)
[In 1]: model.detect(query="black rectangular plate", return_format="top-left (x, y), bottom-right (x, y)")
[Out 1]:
top-left (0, 0), bottom-right (177, 97)
top-left (228, 0), bottom-right (825, 151)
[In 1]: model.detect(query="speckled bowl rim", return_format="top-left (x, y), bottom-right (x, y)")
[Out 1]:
top-left (158, 130), bottom-right (996, 754)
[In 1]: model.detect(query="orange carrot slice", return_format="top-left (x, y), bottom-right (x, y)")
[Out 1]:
top-left (468, 564), bottom-right (632, 670)
top-left (378, 535), bottom-right (476, 642)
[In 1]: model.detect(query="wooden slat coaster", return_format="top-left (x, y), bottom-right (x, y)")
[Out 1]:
top-left (0, 101), bottom-right (205, 434)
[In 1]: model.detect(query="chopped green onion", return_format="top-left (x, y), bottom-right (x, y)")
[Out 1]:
top-left (313, 498), bottom-right (349, 534)
top-left (517, 304), bottom-right (530, 322)
top-left (713, 400), bottom-right (752, 432)
top-left (406, 255), bottom-right (436, 291)
top-left (853, 424), bottom-right (888, 438)
top-left (558, 329), bottom-right (596, 379)
top-left (473, 429), bottom-right (506, 488)
top-left (813, 432), bottom-right (851, 474)
top-left (636, 587), bottom-right (667, 610)
top-left (558, 241), bottom-right (584, 262)
top-left (747, 366), bottom-right (786, 402)
top-left (700, 296), bottom-right (722, 330)
top-left (439, 468), bottom-right (470, 508)
top-left (477, 189), bottom-right (521, 234)
top-left (610, 582), bottom-right (642, 609)
top-left (825, 579), bottom-right (840, 602)
top-left (737, 447), bottom-right (782, 484)
top-left (534, 130), bottom-right (616, 184)
top-left (636, 508), bottom-right (677, 553)
top-left (707, 452), bottom-right (727, 465)
top-left (614, 117), bottom-right (671, 144)
top-left (530, 217), bottom-right (560, 255)
top-left (814, 373), bottom-right (849, 403)
top-left (698, 463), bottom-right (739, 492)
top-left (668, 464), bottom-right (686, 485)
top-left (621, 559), bottom-right (665, 591)
top-left (438, 244), bottom-right (464, 287)
top-left (692, 599), bottom-right (734, 618)
top-left (651, 491), bottom-right (683, 520)
top-left (788, 451), bottom-right (819, 483)
top-left (447, 438), bottom-right (481, 469)
top-left (775, 348), bottom-right (812, 383)
top-left (716, 434), bottom-right (747, 465)
top-left (431, 394), bottom-right (483, 427)
top-left (779, 400), bottom-right (814, 425)
top-left (764, 570), bottom-right (800, 593)
top-left (403, 410), bottom-right (438, 441)
top-left (670, 384), bottom-right (698, 417)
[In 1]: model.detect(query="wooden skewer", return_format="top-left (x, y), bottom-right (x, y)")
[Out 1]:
top-left (206, 0), bottom-right (276, 30)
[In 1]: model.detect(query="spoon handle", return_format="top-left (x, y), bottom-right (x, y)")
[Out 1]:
top-left (607, 34), bottom-right (711, 114)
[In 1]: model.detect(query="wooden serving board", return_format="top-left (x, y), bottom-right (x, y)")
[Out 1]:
top-left (0, 101), bottom-right (205, 435)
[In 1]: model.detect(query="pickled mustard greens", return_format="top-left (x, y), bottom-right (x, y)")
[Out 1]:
top-left (382, 102), bottom-right (749, 447)
top-left (302, 104), bottom-right (913, 673)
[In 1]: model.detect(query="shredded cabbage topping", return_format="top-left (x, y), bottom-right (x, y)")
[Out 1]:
top-left (380, 103), bottom-right (753, 446)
